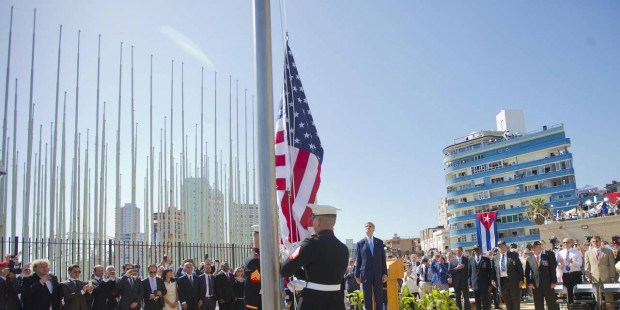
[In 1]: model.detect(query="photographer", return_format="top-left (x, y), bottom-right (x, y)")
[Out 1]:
top-left (1, 256), bottom-right (23, 310)
top-left (91, 265), bottom-right (119, 310)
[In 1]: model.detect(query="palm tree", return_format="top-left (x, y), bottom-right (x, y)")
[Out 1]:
top-left (525, 197), bottom-right (551, 225)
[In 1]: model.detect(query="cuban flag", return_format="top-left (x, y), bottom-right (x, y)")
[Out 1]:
top-left (475, 211), bottom-right (499, 251)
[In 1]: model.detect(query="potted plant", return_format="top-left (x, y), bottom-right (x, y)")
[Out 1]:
top-left (346, 290), bottom-right (364, 310)
top-left (415, 289), bottom-right (458, 310)
top-left (399, 285), bottom-right (417, 310)
top-left (524, 197), bottom-right (550, 225)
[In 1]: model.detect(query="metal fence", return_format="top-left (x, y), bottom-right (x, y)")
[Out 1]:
top-left (1, 236), bottom-right (252, 282)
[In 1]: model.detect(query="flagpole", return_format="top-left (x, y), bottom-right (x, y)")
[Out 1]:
top-left (98, 101), bottom-right (107, 261)
top-left (93, 35), bottom-right (101, 248)
top-left (115, 42), bottom-right (123, 244)
top-left (252, 1), bottom-right (280, 309)
top-left (0, 6), bottom-right (13, 244)
top-left (71, 30), bottom-right (81, 241)
top-left (149, 54), bottom-right (154, 243)
top-left (10, 78), bottom-right (18, 242)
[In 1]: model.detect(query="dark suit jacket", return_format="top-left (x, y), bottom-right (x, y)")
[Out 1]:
top-left (177, 274), bottom-right (199, 310)
top-left (448, 256), bottom-right (470, 288)
top-left (90, 278), bottom-right (118, 310)
top-left (116, 276), bottom-right (144, 310)
top-left (142, 277), bottom-right (167, 310)
top-left (21, 273), bottom-right (62, 310)
top-left (196, 273), bottom-right (216, 300)
top-left (354, 236), bottom-right (387, 284)
top-left (468, 255), bottom-right (492, 291)
top-left (0, 276), bottom-right (7, 310)
top-left (525, 252), bottom-right (558, 289)
top-left (491, 252), bottom-right (523, 291)
top-left (6, 276), bottom-right (22, 310)
top-left (214, 271), bottom-right (235, 302)
top-left (60, 279), bottom-right (90, 310)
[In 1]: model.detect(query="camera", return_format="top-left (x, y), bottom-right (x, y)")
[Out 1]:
top-left (133, 264), bottom-right (140, 269)
top-left (584, 236), bottom-right (592, 242)
top-left (8, 259), bottom-right (22, 275)
top-left (549, 236), bottom-right (559, 247)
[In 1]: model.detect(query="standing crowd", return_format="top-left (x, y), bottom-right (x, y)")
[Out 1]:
top-left (391, 236), bottom-right (620, 310)
top-left (0, 251), bottom-right (262, 310)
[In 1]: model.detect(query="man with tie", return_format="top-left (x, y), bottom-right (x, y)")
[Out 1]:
top-left (91, 265), bottom-right (119, 310)
top-left (142, 264), bottom-right (167, 310)
top-left (416, 258), bottom-right (433, 299)
top-left (557, 238), bottom-right (583, 305)
top-left (354, 221), bottom-right (387, 310)
top-left (448, 246), bottom-right (471, 310)
top-left (491, 240), bottom-right (523, 310)
top-left (584, 236), bottom-right (617, 310)
top-left (612, 241), bottom-right (619, 263)
top-left (197, 264), bottom-right (216, 310)
top-left (21, 258), bottom-right (63, 310)
top-left (60, 264), bottom-right (94, 310)
top-left (469, 245), bottom-right (492, 310)
top-left (178, 262), bottom-right (199, 310)
top-left (525, 241), bottom-right (557, 310)
top-left (215, 262), bottom-right (235, 310)
top-left (116, 264), bottom-right (144, 310)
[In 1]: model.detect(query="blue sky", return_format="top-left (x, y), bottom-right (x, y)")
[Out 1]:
top-left (0, 1), bottom-right (619, 243)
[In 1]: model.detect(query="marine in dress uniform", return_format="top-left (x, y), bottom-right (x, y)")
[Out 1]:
top-left (281, 205), bottom-right (350, 310)
top-left (525, 241), bottom-right (557, 310)
top-left (244, 225), bottom-right (261, 310)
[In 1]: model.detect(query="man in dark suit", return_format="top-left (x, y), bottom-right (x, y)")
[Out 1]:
top-left (469, 245), bottom-right (492, 310)
top-left (60, 264), bottom-right (94, 310)
top-left (21, 259), bottom-right (63, 310)
top-left (613, 241), bottom-right (619, 263)
top-left (116, 264), bottom-right (144, 310)
top-left (142, 264), bottom-right (166, 310)
top-left (196, 264), bottom-right (216, 310)
top-left (178, 262), bottom-right (199, 310)
top-left (449, 246), bottom-right (471, 310)
top-left (2, 262), bottom-right (22, 310)
top-left (491, 241), bottom-right (523, 310)
top-left (90, 265), bottom-right (119, 310)
top-left (355, 221), bottom-right (387, 310)
top-left (215, 262), bottom-right (235, 310)
top-left (525, 241), bottom-right (557, 310)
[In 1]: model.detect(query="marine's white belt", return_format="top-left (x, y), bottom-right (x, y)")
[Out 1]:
top-left (305, 282), bottom-right (340, 291)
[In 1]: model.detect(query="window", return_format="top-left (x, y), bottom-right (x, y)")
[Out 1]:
top-left (474, 191), bottom-right (490, 201)
top-left (491, 177), bottom-right (505, 184)
top-left (470, 234), bottom-right (477, 242)
top-left (529, 228), bottom-right (540, 235)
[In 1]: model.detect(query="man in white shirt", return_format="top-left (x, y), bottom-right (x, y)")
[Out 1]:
top-left (556, 238), bottom-right (583, 305)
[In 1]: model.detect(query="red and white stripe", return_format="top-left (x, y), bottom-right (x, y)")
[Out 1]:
top-left (275, 113), bottom-right (322, 252)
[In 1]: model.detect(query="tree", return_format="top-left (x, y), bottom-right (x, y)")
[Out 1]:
top-left (525, 197), bottom-right (551, 225)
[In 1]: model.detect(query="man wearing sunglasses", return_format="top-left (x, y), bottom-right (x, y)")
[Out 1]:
top-left (557, 238), bottom-right (582, 305)
top-left (142, 264), bottom-right (166, 310)
top-left (61, 264), bottom-right (94, 310)
top-left (584, 236), bottom-right (617, 310)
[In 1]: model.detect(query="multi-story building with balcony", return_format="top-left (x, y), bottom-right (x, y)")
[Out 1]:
top-left (443, 110), bottom-right (577, 249)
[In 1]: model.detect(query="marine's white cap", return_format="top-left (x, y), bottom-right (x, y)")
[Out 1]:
top-left (251, 224), bottom-right (260, 233)
top-left (308, 204), bottom-right (340, 216)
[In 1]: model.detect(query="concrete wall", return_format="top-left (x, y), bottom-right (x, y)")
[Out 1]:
top-left (539, 215), bottom-right (620, 244)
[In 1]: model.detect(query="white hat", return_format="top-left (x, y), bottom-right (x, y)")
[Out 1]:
top-left (251, 224), bottom-right (260, 233)
top-left (308, 204), bottom-right (340, 216)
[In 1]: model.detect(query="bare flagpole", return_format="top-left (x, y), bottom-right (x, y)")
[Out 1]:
top-left (93, 35), bottom-right (101, 247)
top-left (71, 30), bottom-right (81, 241)
top-left (10, 79), bottom-right (18, 241)
top-left (228, 76), bottom-right (232, 243)
top-left (115, 42), bottom-right (123, 243)
top-left (149, 55), bottom-right (154, 243)
top-left (49, 24), bottom-right (62, 259)
top-left (252, 0), bottom-right (279, 308)
top-left (0, 6), bottom-right (14, 243)
top-left (98, 102), bottom-right (107, 260)
top-left (199, 67), bottom-right (204, 242)
top-left (23, 9), bottom-right (38, 261)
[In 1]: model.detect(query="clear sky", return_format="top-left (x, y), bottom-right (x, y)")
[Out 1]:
top-left (0, 0), bottom-right (619, 243)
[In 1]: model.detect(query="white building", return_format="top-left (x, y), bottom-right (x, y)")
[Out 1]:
top-left (437, 197), bottom-right (449, 228)
top-left (181, 178), bottom-right (226, 244)
top-left (229, 202), bottom-right (259, 245)
top-left (119, 203), bottom-right (140, 235)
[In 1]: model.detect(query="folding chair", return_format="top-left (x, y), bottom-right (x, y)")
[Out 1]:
top-left (554, 284), bottom-right (568, 310)
top-left (572, 283), bottom-right (597, 310)
top-left (600, 283), bottom-right (620, 309)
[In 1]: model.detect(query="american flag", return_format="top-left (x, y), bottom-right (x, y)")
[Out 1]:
top-left (275, 41), bottom-right (323, 252)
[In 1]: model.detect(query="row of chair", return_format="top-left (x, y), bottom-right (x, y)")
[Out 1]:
top-left (555, 283), bottom-right (620, 310)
